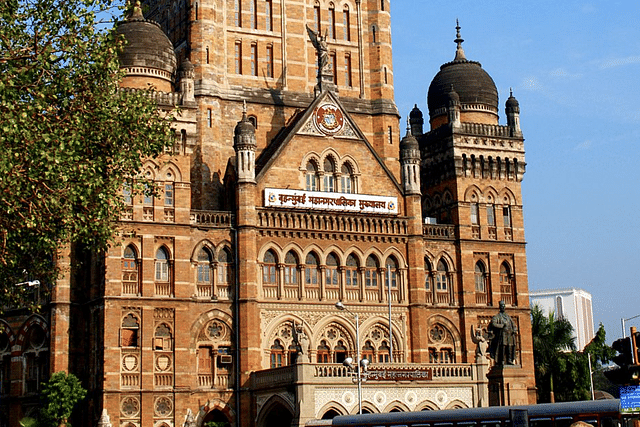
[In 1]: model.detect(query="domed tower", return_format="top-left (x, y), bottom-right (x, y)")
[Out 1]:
top-left (400, 119), bottom-right (421, 195)
top-left (415, 23), bottom-right (534, 402)
top-left (234, 102), bottom-right (257, 184)
top-left (115, 1), bottom-right (176, 92)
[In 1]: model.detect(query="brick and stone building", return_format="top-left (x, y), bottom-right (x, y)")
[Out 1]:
top-left (0, 3), bottom-right (536, 427)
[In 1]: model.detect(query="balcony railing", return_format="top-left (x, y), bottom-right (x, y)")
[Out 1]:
top-left (190, 210), bottom-right (234, 228)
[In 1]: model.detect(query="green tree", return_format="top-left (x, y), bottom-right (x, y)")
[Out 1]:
top-left (532, 305), bottom-right (616, 402)
top-left (531, 304), bottom-right (576, 402)
top-left (39, 372), bottom-right (87, 427)
top-left (0, 0), bottom-right (174, 308)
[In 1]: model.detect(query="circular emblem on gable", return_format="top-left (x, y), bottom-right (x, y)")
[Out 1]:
top-left (314, 104), bottom-right (344, 135)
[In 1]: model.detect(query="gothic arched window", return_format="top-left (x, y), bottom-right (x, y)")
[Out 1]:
top-left (155, 248), bottom-right (170, 282)
top-left (284, 251), bottom-right (298, 285)
top-left (305, 252), bottom-right (320, 286)
top-left (365, 255), bottom-right (379, 288)
top-left (345, 254), bottom-right (358, 288)
top-left (263, 250), bottom-right (277, 285)
top-left (325, 253), bottom-right (339, 288)
top-left (306, 161), bottom-right (319, 191)
top-left (340, 163), bottom-right (355, 193)
top-left (385, 256), bottom-right (398, 289)
top-left (123, 245), bottom-right (139, 294)
top-left (323, 157), bottom-right (335, 192)
top-left (197, 247), bottom-right (213, 284)
top-left (218, 247), bottom-right (234, 286)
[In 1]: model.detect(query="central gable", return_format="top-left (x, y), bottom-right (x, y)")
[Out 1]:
top-left (255, 91), bottom-right (402, 204)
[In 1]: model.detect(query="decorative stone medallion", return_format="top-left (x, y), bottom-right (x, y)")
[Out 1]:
top-left (122, 355), bottom-right (138, 372)
top-left (156, 354), bottom-right (171, 371)
top-left (154, 396), bottom-right (173, 417)
top-left (314, 104), bottom-right (344, 135)
top-left (121, 396), bottom-right (140, 417)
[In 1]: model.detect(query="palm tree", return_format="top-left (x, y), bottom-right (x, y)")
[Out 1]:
top-left (531, 305), bottom-right (576, 403)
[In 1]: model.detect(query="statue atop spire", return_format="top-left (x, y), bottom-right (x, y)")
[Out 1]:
top-left (454, 19), bottom-right (467, 61)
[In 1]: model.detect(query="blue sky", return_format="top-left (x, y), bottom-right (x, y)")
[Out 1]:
top-left (390, 0), bottom-right (640, 342)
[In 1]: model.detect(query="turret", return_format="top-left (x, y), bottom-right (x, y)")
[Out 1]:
top-left (506, 89), bottom-right (522, 137)
top-left (234, 102), bottom-right (257, 183)
top-left (447, 85), bottom-right (461, 129)
top-left (400, 118), bottom-right (421, 195)
top-left (178, 58), bottom-right (195, 105)
top-left (409, 105), bottom-right (424, 136)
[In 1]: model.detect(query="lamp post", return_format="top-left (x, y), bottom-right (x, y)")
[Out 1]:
top-left (335, 301), bottom-right (368, 414)
top-left (622, 314), bottom-right (640, 338)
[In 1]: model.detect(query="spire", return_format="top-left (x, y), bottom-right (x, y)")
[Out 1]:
top-left (454, 19), bottom-right (467, 61)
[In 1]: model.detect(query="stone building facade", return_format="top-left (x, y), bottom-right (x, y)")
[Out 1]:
top-left (0, 2), bottom-right (536, 427)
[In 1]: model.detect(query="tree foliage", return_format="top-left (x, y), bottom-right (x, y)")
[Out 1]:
top-left (39, 372), bottom-right (87, 426)
top-left (531, 305), bottom-right (616, 402)
top-left (0, 0), bottom-right (174, 307)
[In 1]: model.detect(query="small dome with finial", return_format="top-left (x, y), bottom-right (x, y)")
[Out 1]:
top-left (506, 88), bottom-right (520, 111)
top-left (400, 118), bottom-right (419, 152)
top-left (234, 102), bottom-right (256, 148)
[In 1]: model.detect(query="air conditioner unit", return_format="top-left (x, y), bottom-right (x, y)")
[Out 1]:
top-left (424, 217), bottom-right (437, 225)
top-left (219, 355), bottom-right (233, 364)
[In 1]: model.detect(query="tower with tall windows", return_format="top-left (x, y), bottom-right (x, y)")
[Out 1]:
top-left (0, 3), bottom-right (537, 427)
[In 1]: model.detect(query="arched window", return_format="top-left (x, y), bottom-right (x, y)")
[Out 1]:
top-left (314, 1), bottom-right (321, 32)
top-left (154, 324), bottom-right (173, 351)
top-left (365, 255), bottom-right (379, 288)
top-left (343, 5), bottom-right (350, 41)
top-left (123, 245), bottom-right (139, 294)
top-left (24, 325), bottom-right (48, 393)
top-left (500, 262), bottom-right (514, 305)
top-left (334, 340), bottom-right (347, 363)
top-left (317, 340), bottom-right (330, 363)
top-left (361, 341), bottom-right (374, 362)
top-left (155, 248), bottom-right (170, 282)
top-left (328, 3), bottom-right (336, 39)
top-left (325, 253), bottom-right (339, 288)
top-left (284, 251), bottom-right (298, 285)
top-left (263, 250), bottom-right (277, 285)
top-left (234, 0), bottom-right (241, 27)
top-left (377, 341), bottom-right (390, 363)
top-left (265, 0), bottom-right (273, 31)
top-left (306, 161), bottom-right (319, 191)
top-left (218, 247), bottom-right (234, 286)
top-left (424, 258), bottom-right (432, 291)
top-left (345, 254), bottom-right (358, 288)
top-left (340, 163), bottom-right (355, 193)
top-left (197, 247), bottom-right (213, 284)
top-left (250, 0), bottom-right (257, 29)
top-left (385, 256), bottom-right (398, 289)
top-left (305, 252), bottom-right (320, 286)
top-left (323, 158), bottom-right (335, 192)
top-left (121, 314), bottom-right (140, 347)
top-left (436, 260), bottom-right (448, 291)
top-left (474, 261), bottom-right (486, 293)
top-left (270, 339), bottom-right (285, 368)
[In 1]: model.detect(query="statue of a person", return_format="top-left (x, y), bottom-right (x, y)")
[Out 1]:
top-left (306, 25), bottom-right (329, 74)
top-left (470, 325), bottom-right (488, 360)
top-left (488, 300), bottom-right (517, 365)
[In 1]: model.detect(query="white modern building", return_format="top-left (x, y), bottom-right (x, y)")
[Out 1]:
top-left (530, 288), bottom-right (595, 350)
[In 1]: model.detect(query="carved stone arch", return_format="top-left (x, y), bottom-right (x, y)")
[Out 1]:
top-left (0, 321), bottom-right (15, 352)
top-left (433, 193), bottom-right (443, 207)
top-left (213, 239), bottom-right (233, 260)
top-left (499, 187), bottom-right (517, 205)
top-left (281, 242), bottom-right (305, 262)
top-left (121, 241), bottom-right (141, 258)
top-left (415, 401), bottom-right (439, 411)
top-left (312, 319), bottom-right (356, 355)
top-left (361, 247), bottom-right (384, 265)
top-left (321, 245), bottom-right (345, 266)
top-left (300, 152), bottom-right (322, 171)
top-left (356, 401), bottom-right (379, 414)
top-left (381, 247), bottom-right (407, 269)
top-left (301, 243), bottom-right (324, 263)
top-left (343, 246), bottom-right (364, 266)
top-left (445, 399), bottom-right (470, 409)
top-left (360, 317), bottom-right (403, 356)
top-left (15, 314), bottom-right (48, 350)
top-left (338, 154), bottom-right (360, 174)
top-left (425, 314), bottom-right (463, 355)
top-left (142, 160), bottom-right (159, 180)
top-left (190, 239), bottom-right (216, 263)
top-left (422, 194), bottom-right (433, 210)
top-left (263, 314), bottom-right (311, 352)
top-left (442, 188), bottom-right (454, 205)
top-left (463, 184), bottom-right (482, 202)
top-left (383, 400), bottom-right (411, 413)
top-left (317, 402), bottom-right (349, 419)
top-left (189, 309), bottom-right (234, 348)
top-left (158, 161), bottom-right (182, 182)
top-left (196, 398), bottom-right (235, 427)
top-left (434, 251), bottom-right (455, 272)
top-left (257, 243), bottom-right (284, 264)
top-left (483, 185), bottom-right (498, 204)
top-left (256, 393), bottom-right (295, 427)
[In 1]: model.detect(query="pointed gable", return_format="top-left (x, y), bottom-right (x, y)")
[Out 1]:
top-left (255, 91), bottom-right (402, 196)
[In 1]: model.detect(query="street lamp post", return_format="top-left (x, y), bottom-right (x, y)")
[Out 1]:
top-left (622, 314), bottom-right (640, 338)
top-left (335, 301), bottom-right (368, 414)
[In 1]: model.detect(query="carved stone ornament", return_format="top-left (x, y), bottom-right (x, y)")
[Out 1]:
top-left (314, 104), bottom-right (344, 135)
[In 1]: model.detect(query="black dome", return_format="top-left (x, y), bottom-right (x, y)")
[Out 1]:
top-left (428, 60), bottom-right (498, 116)
top-left (427, 24), bottom-right (498, 118)
top-left (115, 4), bottom-right (177, 77)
